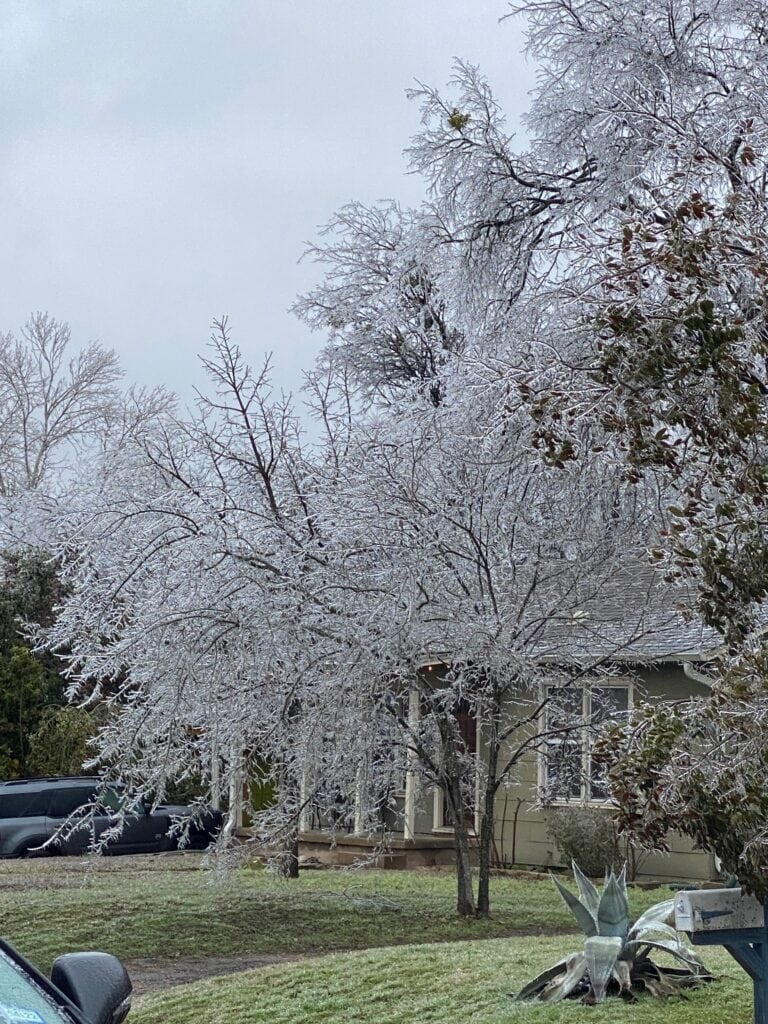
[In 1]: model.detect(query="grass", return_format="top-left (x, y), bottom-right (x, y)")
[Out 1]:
top-left (132, 937), bottom-right (752, 1024)
top-left (2, 859), bottom-right (678, 973)
top-left (3, 859), bottom-right (748, 1023)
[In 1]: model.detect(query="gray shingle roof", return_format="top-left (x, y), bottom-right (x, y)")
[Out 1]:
top-left (535, 566), bottom-right (719, 663)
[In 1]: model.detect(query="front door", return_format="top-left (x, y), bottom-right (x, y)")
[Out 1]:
top-left (442, 703), bottom-right (477, 828)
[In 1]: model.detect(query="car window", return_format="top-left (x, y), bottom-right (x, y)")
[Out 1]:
top-left (0, 792), bottom-right (49, 820)
top-left (47, 789), bottom-right (94, 820)
top-left (96, 788), bottom-right (124, 813)
top-left (0, 948), bottom-right (72, 1024)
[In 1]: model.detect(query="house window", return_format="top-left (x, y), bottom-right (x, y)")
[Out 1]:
top-left (540, 682), bottom-right (631, 803)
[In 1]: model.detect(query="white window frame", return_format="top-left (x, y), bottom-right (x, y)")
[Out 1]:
top-left (538, 679), bottom-right (634, 806)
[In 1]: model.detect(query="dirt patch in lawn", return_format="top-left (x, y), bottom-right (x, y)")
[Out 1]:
top-left (124, 953), bottom-right (306, 995)
top-left (124, 925), bottom-right (574, 996)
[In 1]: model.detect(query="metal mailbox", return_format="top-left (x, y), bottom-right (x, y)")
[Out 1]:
top-left (676, 887), bottom-right (768, 1024)
top-left (675, 887), bottom-right (765, 933)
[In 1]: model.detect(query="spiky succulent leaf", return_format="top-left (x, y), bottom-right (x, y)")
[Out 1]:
top-left (628, 898), bottom-right (675, 937)
top-left (634, 958), bottom-right (712, 997)
top-left (597, 871), bottom-right (629, 937)
top-left (585, 935), bottom-right (623, 1003)
top-left (616, 862), bottom-right (627, 897)
top-left (512, 869), bottom-right (712, 1006)
top-left (642, 972), bottom-right (681, 998)
top-left (538, 953), bottom-right (588, 1003)
top-left (626, 938), bottom-right (708, 973)
top-left (629, 920), bottom-right (688, 952)
top-left (613, 959), bottom-right (632, 995)
top-left (551, 873), bottom-right (597, 936)
top-left (511, 955), bottom-right (573, 1002)
top-left (571, 860), bottom-right (600, 918)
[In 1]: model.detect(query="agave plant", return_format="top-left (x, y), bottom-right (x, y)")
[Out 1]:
top-left (512, 862), bottom-right (713, 1004)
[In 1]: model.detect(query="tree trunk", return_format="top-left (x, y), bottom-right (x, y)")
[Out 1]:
top-left (476, 712), bottom-right (500, 917)
top-left (445, 776), bottom-right (476, 916)
top-left (476, 781), bottom-right (497, 917)
top-left (278, 827), bottom-right (300, 878)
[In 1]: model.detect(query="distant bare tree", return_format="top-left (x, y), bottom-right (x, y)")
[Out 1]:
top-left (0, 312), bottom-right (122, 494)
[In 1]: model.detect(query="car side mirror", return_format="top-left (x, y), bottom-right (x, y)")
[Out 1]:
top-left (51, 952), bottom-right (132, 1024)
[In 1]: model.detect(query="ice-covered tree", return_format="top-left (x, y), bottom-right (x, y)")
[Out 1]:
top-left (39, 0), bottom-right (768, 907)
top-left (291, 0), bottom-right (768, 900)
top-left (295, 202), bottom-right (464, 408)
top-left (38, 321), bottom-right (379, 874)
top-left (308, 351), bottom-right (665, 914)
top-left (0, 312), bottom-right (122, 496)
top-left (0, 314), bottom-right (173, 779)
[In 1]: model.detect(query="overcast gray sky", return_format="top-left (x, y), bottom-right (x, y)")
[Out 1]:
top-left (0, 2), bottom-right (534, 404)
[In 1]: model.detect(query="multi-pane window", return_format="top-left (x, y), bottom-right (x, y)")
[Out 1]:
top-left (541, 686), bottom-right (584, 800)
top-left (541, 683), bottom-right (631, 803)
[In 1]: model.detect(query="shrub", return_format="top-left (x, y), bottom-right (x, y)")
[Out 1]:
top-left (26, 704), bottom-right (95, 777)
top-left (546, 806), bottom-right (618, 878)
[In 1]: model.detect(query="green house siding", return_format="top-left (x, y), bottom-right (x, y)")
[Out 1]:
top-left (490, 664), bottom-right (715, 882)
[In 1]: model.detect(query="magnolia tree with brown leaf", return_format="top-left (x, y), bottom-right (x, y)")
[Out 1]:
top-left (505, 3), bottom-right (768, 888)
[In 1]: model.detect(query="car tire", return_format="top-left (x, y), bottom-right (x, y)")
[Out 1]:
top-left (185, 833), bottom-right (212, 851)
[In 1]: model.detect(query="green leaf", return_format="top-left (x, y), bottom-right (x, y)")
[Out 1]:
top-left (571, 860), bottom-right (600, 918)
top-left (584, 935), bottom-right (623, 1002)
top-left (511, 956), bottom-right (570, 1002)
top-left (628, 898), bottom-right (674, 937)
top-left (447, 109), bottom-right (471, 130)
top-left (540, 953), bottom-right (587, 1003)
top-left (596, 872), bottom-right (629, 937)
top-left (550, 874), bottom-right (597, 936)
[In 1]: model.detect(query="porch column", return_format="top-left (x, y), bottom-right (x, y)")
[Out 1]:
top-left (474, 710), bottom-right (482, 834)
top-left (403, 687), bottom-right (420, 841)
top-left (299, 762), bottom-right (312, 833)
top-left (210, 737), bottom-right (222, 812)
top-left (353, 759), bottom-right (367, 834)
top-left (225, 737), bottom-right (243, 833)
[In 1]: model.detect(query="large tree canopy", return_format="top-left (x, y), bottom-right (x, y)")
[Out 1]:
top-left (24, 0), bottom-right (768, 906)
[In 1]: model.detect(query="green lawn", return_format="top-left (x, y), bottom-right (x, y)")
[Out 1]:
top-left (3, 860), bottom-right (676, 973)
top-left (4, 859), bottom-right (741, 1024)
top-left (132, 937), bottom-right (750, 1024)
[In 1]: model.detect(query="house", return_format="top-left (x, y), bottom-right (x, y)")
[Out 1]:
top-left (298, 569), bottom-right (722, 883)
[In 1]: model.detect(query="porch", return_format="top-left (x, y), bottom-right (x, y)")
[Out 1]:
top-left (298, 829), bottom-right (472, 869)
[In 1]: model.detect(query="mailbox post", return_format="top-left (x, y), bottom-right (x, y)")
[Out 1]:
top-left (675, 888), bottom-right (768, 1024)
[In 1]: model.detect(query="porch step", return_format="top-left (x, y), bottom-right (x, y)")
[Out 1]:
top-left (331, 850), bottom-right (407, 870)
top-left (297, 830), bottom-right (476, 869)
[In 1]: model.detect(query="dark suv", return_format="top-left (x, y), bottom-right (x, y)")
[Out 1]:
top-left (0, 777), bottom-right (221, 858)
